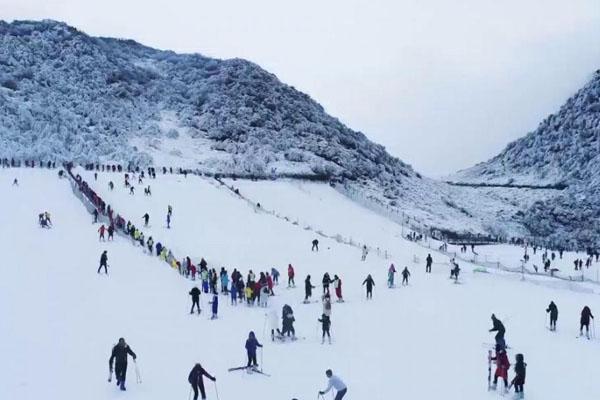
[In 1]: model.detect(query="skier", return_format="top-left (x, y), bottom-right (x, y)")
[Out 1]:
top-left (319, 313), bottom-right (332, 344)
top-left (580, 306), bottom-right (594, 338)
top-left (362, 274), bottom-right (375, 299)
top-left (333, 275), bottom-right (343, 302)
top-left (361, 245), bottom-right (368, 261)
top-left (12, 178), bottom-right (18, 186)
top-left (109, 181), bottom-right (114, 190)
top-left (305, 275), bottom-right (316, 303)
top-left (312, 239), bottom-right (319, 251)
top-left (190, 286), bottom-right (201, 314)
top-left (167, 205), bottom-right (173, 216)
top-left (147, 236), bottom-right (154, 253)
top-left (109, 338), bottom-right (137, 391)
top-left (98, 224), bottom-right (106, 241)
top-left (108, 224), bottom-right (114, 241)
top-left (510, 354), bottom-right (526, 399)
top-left (450, 262), bottom-right (460, 281)
top-left (287, 264), bottom-right (295, 287)
top-left (271, 267), bottom-right (280, 285)
top-left (188, 363), bottom-right (216, 400)
top-left (129, 186), bottom-right (134, 195)
top-left (489, 314), bottom-right (506, 349)
top-left (142, 213), bottom-right (149, 227)
top-left (93, 208), bottom-right (99, 223)
top-left (401, 266), bottom-right (411, 286)
top-left (98, 250), bottom-right (108, 274)
top-left (322, 293), bottom-right (332, 317)
top-left (490, 345), bottom-right (510, 393)
top-left (281, 304), bottom-right (296, 338)
top-left (322, 272), bottom-right (331, 294)
top-left (426, 253), bottom-right (433, 273)
top-left (319, 369), bottom-right (347, 400)
top-left (166, 213), bottom-right (171, 229)
top-left (388, 264), bottom-right (397, 288)
top-left (245, 331), bottom-right (263, 367)
top-left (211, 293), bottom-right (218, 319)
top-left (546, 301), bottom-right (558, 331)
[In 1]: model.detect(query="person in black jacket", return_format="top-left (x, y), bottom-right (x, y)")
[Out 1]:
top-left (580, 306), bottom-right (594, 338)
top-left (425, 254), bottom-right (433, 273)
top-left (188, 363), bottom-right (216, 400)
top-left (189, 286), bottom-right (201, 314)
top-left (362, 275), bottom-right (375, 299)
top-left (510, 353), bottom-right (526, 399)
top-left (98, 251), bottom-right (108, 274)
top-left (109, 338), bottom-right (137, 391)
top-left (489, 314), bottom-right (506, 349)
top-left (401, 267), bottom-right (411, 286)
top-left (304, 275), bottom-right (316, 303)
top-left (546, 301), bottom-right (558, 331)
top-left (318, 313), bottom-right (332, 344)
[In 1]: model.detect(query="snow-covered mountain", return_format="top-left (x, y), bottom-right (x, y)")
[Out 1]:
top-left (452, 71), bottom-right (600, 248)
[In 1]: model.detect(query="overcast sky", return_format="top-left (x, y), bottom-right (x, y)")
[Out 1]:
top-left (3, 0), bottom-right (600, 176)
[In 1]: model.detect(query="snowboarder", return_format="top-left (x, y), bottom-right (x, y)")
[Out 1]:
top-left (546, 301), bottom-right (558, 331)
top-left (490, 345), bottom-right (510, 393)
top-left (362, 274), bottom-right (375, 299)
top-left (287, 264), bottom-right (295, 287)
top-left (510, 354), bottom-right (526, 399)
top-left (580, 306), bottom-right (594, 339)
top-left (319, 314), bottom-right (332, 344)
top-left (401, 267), bottom-right (410, 286)
top-left (305, 275), bottom-right (316, 303)
top-left (211, 293), bottom-right (218, 319)
top-left (361, 245), bottom-right (368, 261)
top-left (188, 363), bottom-right (216, 400)
top-left (98, 224), bottom-right (106, 241)
top-left (142, 213), bottom-right (149, 227)
top-left (245, 331), bottom-right (262, 367)
top-left (319, 369), bottom-right (347, 400)
top-left (98, 250), bottom-right (108, 274)
top-left (489, 314), bottom-right (506, 349)
top-left (388, 264), bottom-right (397, 288)
top-left (190, 286), bottom-right (201, 314)
top-left (109, 338), bottom-right (137, 391)
top-left (426, 253), bottom-right (433, 273)
top-left (312, 239), bottom-right (319, 251)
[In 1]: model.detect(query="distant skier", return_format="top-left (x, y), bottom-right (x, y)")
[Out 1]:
top-left (129, 186), bottom-right (134, 195)
top-left (580, 306), bottom-right (594, 339)
top-left (546, 301), bottom-right (558, 331)
top-left (109, 181), bottom-right (114, 190)
top-left (189, 286), bottom-right (201, 314)
top-left (319, 369), bottom-right (347, 400)
top-left (361, 245), bottom-right (368, 261)
top-left (93, 208), bottom-right (99, 223)
top-left (98, 224), bottom-right (106, 241)
top-left (401, 267), bottom-right (411, 286)
top-left (142, 213), bottom-right (149, 227)
top-left (510, 354), bottom-right (526, 399)
top-left (287, 264), bottom-right (295, 287)
top-left (188, 363), bottom-right (216, 400)
top-left (109, 338), bottom-right (137, 391)
top-left (490, 345), bottom-right (510, 393)
top-left (12, 178), bottom-right (18, 186)
top-left (304, 275), bottom-right (316, 303)
top-left (319, 313), bottom-right (332, 344)
top-left (98, 250), bottom-right (108, 274)
top-left (322, 273), bottom-right (331, 294)
top-left (426, 253), bottom-right (433, 273)
top-left (245, 331), bottom-right (263, 367)
top-left (167, 205), bottom-right (173, 216)
top-left (312, 239), bottom-right (319, 251)
top-left (211, 293), bottom-right (218, 319)
top-left (362, 274), bottom-right (375, 299)
top-left (450, 262), bottom-right (460, 281)
top-left (388, 264), bottom-right (397, 288)
top-left (166, 213), bottom-right (171, 229)
top-left (108, 224), bottom-right (114, 241)
top-left (489, 314), bottom-right (506, 349)
top-left (333, 275), bottom-right (343, 302)
top-left (271, 267), bottom-right (280, 286)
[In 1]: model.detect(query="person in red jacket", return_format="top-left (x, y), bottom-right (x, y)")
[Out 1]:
top-left (267, 273), bottom-right (274, 295)
top-left (491, 345), bottom-right (510, 392)
top-left (98, 224), bottom-right (106, 241)
top-left (288, 264), bottom-right (295, 288)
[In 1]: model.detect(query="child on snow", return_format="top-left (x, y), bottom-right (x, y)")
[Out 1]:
top-left (211, 294), bottom-right (218, 319)
top-left (318, 314), bottom-right (332, 344)
top-left (510, 353), bottom-right (526, 399)
top-left (491, 346), bottom-right (510, 393)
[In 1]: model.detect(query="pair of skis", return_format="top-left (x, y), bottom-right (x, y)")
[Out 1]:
top-left (228, 366), bottom-right (270, 377)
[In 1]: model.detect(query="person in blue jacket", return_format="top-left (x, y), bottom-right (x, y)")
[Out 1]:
top-left (245, 331), bottom-right (263, 367)
top-left (211, 294), bottom-right (218, 320)
top-left (155, 242), bottom-right (163, 256)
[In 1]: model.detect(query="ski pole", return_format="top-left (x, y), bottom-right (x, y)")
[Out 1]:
top-left (260, 347), bottom-right (264, 372)
top-left (214, 381), bottom-right (220, 400)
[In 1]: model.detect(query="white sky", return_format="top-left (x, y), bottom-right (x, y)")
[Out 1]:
top-left (3, 0), bottom-right (600, 176)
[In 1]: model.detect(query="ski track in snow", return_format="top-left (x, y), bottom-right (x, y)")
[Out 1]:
top-left (2, 168), bottom-right (600, 400)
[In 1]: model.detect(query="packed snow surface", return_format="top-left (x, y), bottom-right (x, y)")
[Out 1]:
top-left (2, 168), bottom-right (600, 400)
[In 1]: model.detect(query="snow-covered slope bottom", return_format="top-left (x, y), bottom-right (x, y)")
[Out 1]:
top-left (2, 169), bottom-right (600, 400)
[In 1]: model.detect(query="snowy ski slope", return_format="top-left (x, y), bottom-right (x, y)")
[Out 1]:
top-left (2, 168), bottom-right (600, 400)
